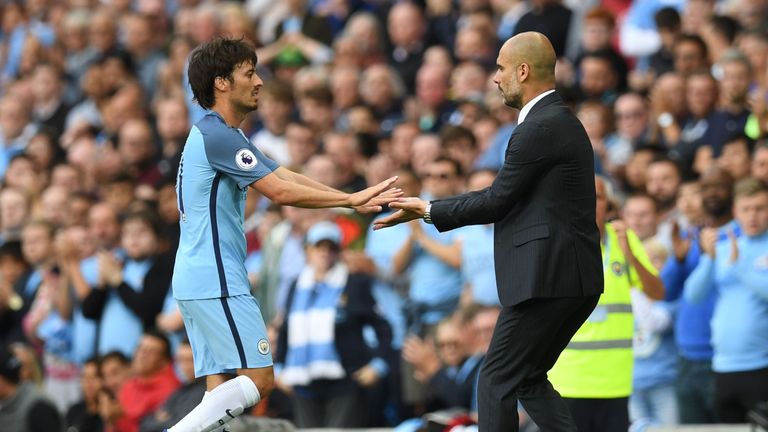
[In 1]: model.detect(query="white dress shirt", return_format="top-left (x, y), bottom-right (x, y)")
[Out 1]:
top-left (516, 89), bottom-right (556, 125)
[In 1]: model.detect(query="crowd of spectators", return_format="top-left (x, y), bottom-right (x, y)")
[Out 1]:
top-left (0, 0), bottom-right (767, 431)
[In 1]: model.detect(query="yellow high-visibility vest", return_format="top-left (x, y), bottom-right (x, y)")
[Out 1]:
top-left (548, 224), bottom-right (657, 399)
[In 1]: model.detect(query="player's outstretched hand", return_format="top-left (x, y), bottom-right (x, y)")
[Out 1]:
top-left (350, 176), bottom-right (402, 214)
top-left (372, 197), bottom-right (428, 230)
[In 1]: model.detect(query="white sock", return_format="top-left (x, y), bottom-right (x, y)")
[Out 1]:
top-left (169, 376), bottom-right (260, 432)
top-left (200, 393), bottom-right (230, 432)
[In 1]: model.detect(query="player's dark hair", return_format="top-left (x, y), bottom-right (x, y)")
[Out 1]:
top-left (188, 37), bottom-right (259, 110)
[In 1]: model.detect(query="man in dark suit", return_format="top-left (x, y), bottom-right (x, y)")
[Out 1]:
top-left (374, 32), bottom-right (603, 431)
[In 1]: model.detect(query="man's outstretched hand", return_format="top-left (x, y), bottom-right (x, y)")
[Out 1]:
top-left (351, 176), bottom-right (403, 214)
top-left (372, 197), bottom-right (428, 230)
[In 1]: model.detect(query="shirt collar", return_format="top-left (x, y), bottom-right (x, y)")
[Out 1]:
top-left (517, 89), bottom-right (555, 125)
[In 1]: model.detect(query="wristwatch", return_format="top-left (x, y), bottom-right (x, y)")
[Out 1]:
top-left (423, 202), bottom-right (433, 224)
top-left (657, 112), bottom-right (674, 128)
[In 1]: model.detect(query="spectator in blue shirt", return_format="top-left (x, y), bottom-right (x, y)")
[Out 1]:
top-left (683, 177), bottom-right (768, 423)
top-left (662, 167), bottom-right (737, 424)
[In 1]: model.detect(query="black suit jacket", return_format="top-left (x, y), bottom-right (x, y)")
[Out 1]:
top-left (431, 91), bottom-right (603, 306)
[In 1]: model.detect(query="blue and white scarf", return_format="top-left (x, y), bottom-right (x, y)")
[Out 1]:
top-left (281, 263), bottom-right (349, 386)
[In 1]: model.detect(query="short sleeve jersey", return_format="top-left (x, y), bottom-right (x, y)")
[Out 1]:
top-left (172, 111), bottom-right (278, 300)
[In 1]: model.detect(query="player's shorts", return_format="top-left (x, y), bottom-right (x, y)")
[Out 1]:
top-left (177, 294), bottom-right (273, 377)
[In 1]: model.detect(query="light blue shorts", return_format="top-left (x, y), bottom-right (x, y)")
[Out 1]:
top-left (178, 294), bottom-right (273, 377)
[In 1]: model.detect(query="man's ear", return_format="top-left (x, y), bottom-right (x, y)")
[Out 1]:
top-left (214, 76), bottom-right (229, 92)
top-left (518, 63), bottom-right (530, 83)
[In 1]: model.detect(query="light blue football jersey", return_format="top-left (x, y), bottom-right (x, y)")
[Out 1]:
top-left (173, 111), bottom-right (278, 300)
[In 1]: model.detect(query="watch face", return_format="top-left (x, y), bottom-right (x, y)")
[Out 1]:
top-left (658, 113), bottom-right (673, 128)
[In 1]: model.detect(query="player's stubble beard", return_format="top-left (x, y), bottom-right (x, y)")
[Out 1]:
top-left (233, 91), bottom-right (259, 116)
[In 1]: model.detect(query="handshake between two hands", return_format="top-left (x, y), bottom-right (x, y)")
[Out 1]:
top-left (351, 176), bottom-right (429, 230)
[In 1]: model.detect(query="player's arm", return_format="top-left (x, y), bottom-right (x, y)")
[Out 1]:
top-left (203, 130), bottom-right (399, 211)
top-left (250, 172), bottom-right (399, 210)
top-left (273, 166), bottom-right (342, 193)
top-left (272, 166), bottom-right (401, 213)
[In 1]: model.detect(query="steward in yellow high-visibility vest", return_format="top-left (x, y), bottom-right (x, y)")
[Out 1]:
top-left (548, 177), bottom-right (665, 431)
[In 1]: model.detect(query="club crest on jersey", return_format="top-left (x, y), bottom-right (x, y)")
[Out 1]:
top-left (235, 148), bottom-right (258, 170)
top-left (611, 261), bottom-right (624, 276)
top-left (258, 339), bottom-right (270, 355)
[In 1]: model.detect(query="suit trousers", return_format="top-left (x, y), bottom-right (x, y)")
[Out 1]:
top-left (478, 295), bottom-right (600, 432)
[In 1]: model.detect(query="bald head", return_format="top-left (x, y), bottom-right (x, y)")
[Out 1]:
top-left (502, 32), bottom-right (556, 83)
top-left (493, 32), bottom-right (556, 109)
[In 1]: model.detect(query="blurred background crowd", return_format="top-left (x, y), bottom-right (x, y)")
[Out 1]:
top-left (0, 0), bottom-right (767, 431)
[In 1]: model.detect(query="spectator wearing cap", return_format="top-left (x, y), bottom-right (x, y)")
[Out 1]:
top-left (0, 345), bottom-right (62, 432)
top-left (275, 221), bottom-right (392, 428)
